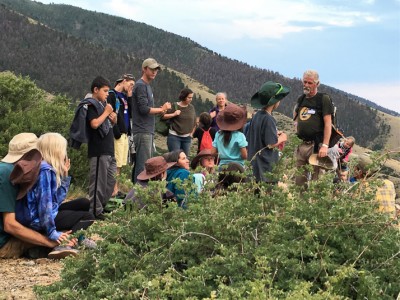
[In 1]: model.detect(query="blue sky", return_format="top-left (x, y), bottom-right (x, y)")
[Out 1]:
top-left (38, 0), bottom-right (400, 113)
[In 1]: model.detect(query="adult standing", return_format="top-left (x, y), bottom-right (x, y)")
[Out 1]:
top-left (162, 88), bottom-right (197, 157)
top-left (131, 58), bottom-right (171, 183)
top-left (108, 74), bottom-right (135, 196)
top-left (293, 70), bottom-right (334, 187)
top-left (209, 92), bottom-right (228, 131)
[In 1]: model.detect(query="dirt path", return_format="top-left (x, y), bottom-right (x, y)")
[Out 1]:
top-left (0, 258), bottom-right (61, 300)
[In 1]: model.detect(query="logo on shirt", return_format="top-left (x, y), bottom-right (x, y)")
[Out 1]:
top-left (299, 107), bottom-right (315, 121)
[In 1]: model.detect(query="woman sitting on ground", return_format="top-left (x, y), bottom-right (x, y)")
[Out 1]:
top-left (15, 133), bottom-right (95, 249)
top-left (124, 156), bottom-right (176, 208)
top-left (163, 150), bottom-right (199, 208)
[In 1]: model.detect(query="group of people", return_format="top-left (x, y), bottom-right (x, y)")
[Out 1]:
top-left (1, 61), bottom-right (397, 260)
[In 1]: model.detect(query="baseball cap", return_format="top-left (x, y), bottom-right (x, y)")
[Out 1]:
top-left (142, 58), bottom-right (161, 70)
top-left (1, 133), bottom-right (38, 163)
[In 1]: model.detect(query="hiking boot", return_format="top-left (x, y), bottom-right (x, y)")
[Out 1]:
top-left (95, 213), bottom-right (106, 220)
top-left (48, 246), bottom-right (79, 259)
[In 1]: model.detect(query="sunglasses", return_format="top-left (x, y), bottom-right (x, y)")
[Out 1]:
top-left (122, 74), bottom-right (135, 81)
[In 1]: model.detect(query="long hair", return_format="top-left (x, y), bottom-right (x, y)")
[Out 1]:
top-left (37, 133), bottom-right (68, 187)
top-left (221, 130), bottom-right (232, 146)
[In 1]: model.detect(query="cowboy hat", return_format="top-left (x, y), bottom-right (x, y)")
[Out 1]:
top-left (216, 103), bottom-right (247, 131)
top-left (190, 149), bottom-right (218, 170)
top-left (137, 156), bottom-right (176, 180)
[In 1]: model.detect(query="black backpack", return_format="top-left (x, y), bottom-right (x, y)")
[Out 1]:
top-left (294, 93), bottom-right (344, 147)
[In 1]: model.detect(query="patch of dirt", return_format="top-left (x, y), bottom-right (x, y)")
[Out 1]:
top-left (0, 258), bottom-right (62, 300)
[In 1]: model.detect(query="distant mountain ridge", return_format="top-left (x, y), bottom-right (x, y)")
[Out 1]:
top-left (0, 0), bottom-right (398, 150)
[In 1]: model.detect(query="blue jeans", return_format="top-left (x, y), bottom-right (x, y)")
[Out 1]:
top-left (132, 133), bottom-right (154, 183)
top-left (167, 134), bottom-right (192, 157)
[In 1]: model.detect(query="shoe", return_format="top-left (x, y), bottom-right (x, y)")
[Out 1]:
top-left (95, 213), bottom-right (106, 220)
top-left (80, 238), bottom-right (97, 249)
top-left (48, 246), bottom-right (79, 259)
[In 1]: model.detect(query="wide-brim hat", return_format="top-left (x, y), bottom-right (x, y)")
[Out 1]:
top-left (142, 58), bottom-right (161, 70)
top-left (354, 153), bottom-right (379, 175)
top-left (251, 81), bottom-right (290, 109)
top-left (308, 154), bottom-right (335, 170)
top-left (190, 149), bottom-right (218, 170)
top-left (10, 149), bottom-right (43, 200)
top-left (137, 156), bottom-right (176, 180)
top-left (1, 133), bottom-right (38, 163)
top-left (216, 103), bottom-right (247, 131)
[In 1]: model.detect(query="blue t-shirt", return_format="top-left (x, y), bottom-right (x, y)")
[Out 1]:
top-left (212, 131), bottom-right (248, 166)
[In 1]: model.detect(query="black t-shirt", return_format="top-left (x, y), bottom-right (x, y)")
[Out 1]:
top-left (87, 104), bottom-right (114, 157)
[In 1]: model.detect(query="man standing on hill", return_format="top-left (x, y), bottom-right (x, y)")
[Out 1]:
top-left (293, 70), bottom-right (334, 187)
top-left (131, 58), bottom-right (171, 183)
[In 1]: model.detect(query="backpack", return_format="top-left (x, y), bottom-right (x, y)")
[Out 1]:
top-left (199, 128), bottom-right (213, 151)
top-left (294, 93), bottom-right (344, 148)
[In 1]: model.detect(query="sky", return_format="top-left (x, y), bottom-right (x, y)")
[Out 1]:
top-left (39, 0), bottom-right (400, 113)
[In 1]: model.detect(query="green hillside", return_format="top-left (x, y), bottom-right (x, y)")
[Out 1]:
top-left (0, 0), bottom-right (396, 150)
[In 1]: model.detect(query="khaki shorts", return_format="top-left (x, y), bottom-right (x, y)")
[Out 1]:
top-left (0, 237), bottom-right (32, 259)
top-left (114, 133), bottom-right (129, 168)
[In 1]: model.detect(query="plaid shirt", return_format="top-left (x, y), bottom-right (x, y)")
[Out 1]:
top-left (375, 179), bottom-right (396, 218)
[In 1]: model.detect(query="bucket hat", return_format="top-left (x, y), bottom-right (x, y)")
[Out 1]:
top-left (1, 133), bottom-right (38, 163)
top-left (251, 81), bottom-right (290, 109)
top-left (142, 58), bottom-right (161, 70)
top-left (216, 103), bottom-right (247, 131)
top-left (190, 149), bottom-right (218, 170)
top-left (137, 156), bottom-right (176, 180)
top-left (308, 154), bottom-right (335, 170)
top-left (10, 149), bottom-right (43, 200)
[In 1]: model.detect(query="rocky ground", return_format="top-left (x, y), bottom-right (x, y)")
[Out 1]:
top-left (0, 258), bottom-right (62, 300)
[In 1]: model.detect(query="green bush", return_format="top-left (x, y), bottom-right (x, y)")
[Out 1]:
top-left (35, 167), bottom-right (399, 299)
top-left (0, 71), bottom-right (89, 189)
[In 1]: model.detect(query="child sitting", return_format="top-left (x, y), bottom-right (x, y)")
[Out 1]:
top-left (337, 136), bottom-right (355, 170)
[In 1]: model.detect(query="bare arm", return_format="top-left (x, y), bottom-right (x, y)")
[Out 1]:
top-left (90, 103), bottom-right (114, 129)
top-left (240, 147), bottom-right (248, 160)
top-left (149, 102), bottom-right (172, 115)
top-left (3, 212), bottom-right (59, 248)
top-left (319, 114), bottom-right (332, 157)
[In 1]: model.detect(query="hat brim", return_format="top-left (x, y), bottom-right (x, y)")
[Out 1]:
top-left (250, 86), bottom-right (290, 109)
top-left (147, 63), bottom-right (161, 70)
top-left (216, 106), bottom-right (248, 131)
top-left (137, 162), bottom-right (176, 180)
top-left (308, 154), bottom-right (335, 170)
top-left (191, 152), bottom-right (217, 170)
top-left (1, 144), bottom-right (37, 163)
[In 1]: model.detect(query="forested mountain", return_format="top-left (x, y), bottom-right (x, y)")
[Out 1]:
top-left (0, 0), bottom-right (396, 149)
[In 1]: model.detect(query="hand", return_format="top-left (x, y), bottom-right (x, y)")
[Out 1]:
top-left (279, 132), bottom-right (288, 142)
top-left (318, 146), bottom-right (328, 157)
top-left (175, 110), bottom-right (181, 116)
top-left (63, 157), bottom-right (71, 173)
top-left (163, 102), bottom-right (171, 110)
top-left (104, 103), bottom-right (113, 114)
top-left (56, 230), bottom-right (72, 244)
top-left (209, 111), bottom-right (216, 118)
top-left (108, 112), bottom-right (117, 124)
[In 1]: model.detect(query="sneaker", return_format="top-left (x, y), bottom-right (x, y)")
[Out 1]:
top-left (80, 238), bottom-right (97, 249)
top-left (48, 246), bottom-right (79, 259)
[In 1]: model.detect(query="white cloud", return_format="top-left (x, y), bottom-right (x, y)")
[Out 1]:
top-left (333, 81), bottom-right (400, 113)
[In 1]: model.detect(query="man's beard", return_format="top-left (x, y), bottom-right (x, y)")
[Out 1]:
top-left (303, 87), bottom-right (311, 95)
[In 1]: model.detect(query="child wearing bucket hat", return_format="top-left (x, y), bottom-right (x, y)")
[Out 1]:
top-left (246, 81), bottom-right (290, 182)
top-left (211, 103), bottom-right (248, 167)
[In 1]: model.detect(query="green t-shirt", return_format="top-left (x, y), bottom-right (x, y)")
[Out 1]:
top-left (0, 162), bottom-right (18, 248)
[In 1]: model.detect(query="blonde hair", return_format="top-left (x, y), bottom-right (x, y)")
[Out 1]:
top-left (37, 133), bottom-right (68, 187)
top-left (345, 136), bottom-right (356, 147)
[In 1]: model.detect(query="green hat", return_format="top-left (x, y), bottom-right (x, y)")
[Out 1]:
top-left (251, 81), bottom-right (290, 109)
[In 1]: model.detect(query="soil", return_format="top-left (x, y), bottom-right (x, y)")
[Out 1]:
top-left (0, 258), bottom-right (62, 300)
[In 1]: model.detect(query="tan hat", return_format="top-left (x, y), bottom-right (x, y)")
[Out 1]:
top-left (142, 58), bottom-right (161, 70)
top-left (137, 156), bottom-right (176, 181)
top-left (356, 153), bottom-right (379, 175)
top-left (216, 103), bottom-right (247, 131)
top-left (190, 149), bottom-right (218, 170)
top-left (308, 154), bottom-right (335, 170)
top-left (1, 133), bottom-right (38, 163)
